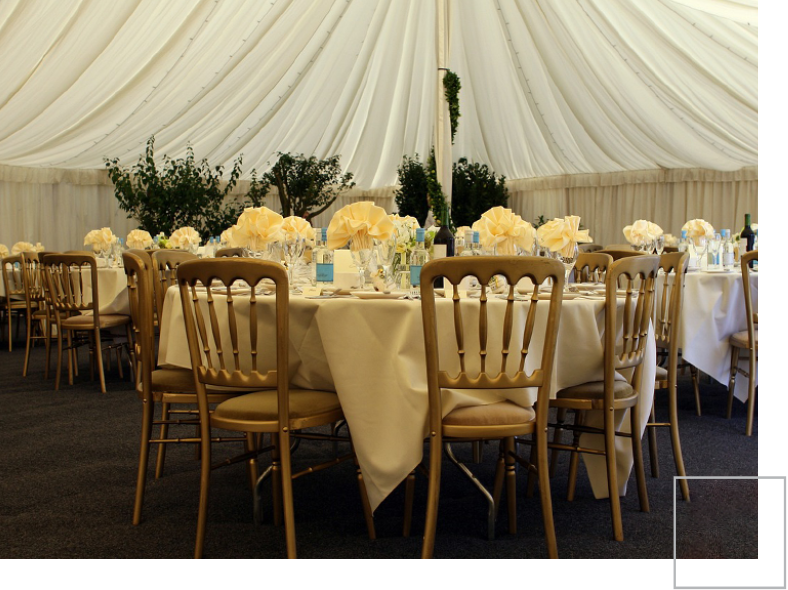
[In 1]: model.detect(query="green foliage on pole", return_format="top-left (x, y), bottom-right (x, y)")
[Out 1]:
top-left (450, 158), bottom-right (508, 227)
top-left (443, 70), bottom-right (461, 144)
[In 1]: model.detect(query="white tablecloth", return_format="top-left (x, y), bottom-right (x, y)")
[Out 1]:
top-left (678, 268), bottom-right (758, 402)
top-left (158, 289), bottom-right (655, 511)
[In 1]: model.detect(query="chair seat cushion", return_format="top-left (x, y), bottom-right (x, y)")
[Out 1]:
top-left (557, 380), bottom-right (634, 400)
top-left (443, 401), bottom-right (535, 427)
top-left (137, 368), bottom-right (243, 395)
top-left (655, 365), bottom-right (668, 381)
top-left (730, 329), bottom-right (757, 348)
top-left (214, 389), bottom-right (341, 422)
top-left (61, 313), bottom-right (130, 330)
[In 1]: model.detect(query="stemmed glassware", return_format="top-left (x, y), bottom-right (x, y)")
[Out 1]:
top-left (374, 236), bottom-right (397, 290)
top-left (282, 236), bottom-right (306, 292)
top-left (557, 242), bottom-right (579, 293)
top-left (654, 235), bottom-right (665, 256)
top-left (350, 248), bottom-right (373, 291)
top-left (691, 236), bottom-right (708, 269)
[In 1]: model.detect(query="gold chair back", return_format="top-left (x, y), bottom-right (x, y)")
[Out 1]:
top-left (2, 254), bottom-right (25, 300)
top-left (574, 252), bottom-right (613, 283)
top-left (598, 248), bottom-right (647, 261)
top-left (151, 250), bottom-right (198, 325)
top-left (214, 247), bottom-right (244, 258)
top-left (655, 252), bottom-right (689, 352)
top-left (741, 250), bottom-right (757, 343)
top-left (41, 254), bottom-right (100, 323)
top-left (177, 258), bottom-right (285, 398)
top-left (123, 252), bottom-right (155, 390)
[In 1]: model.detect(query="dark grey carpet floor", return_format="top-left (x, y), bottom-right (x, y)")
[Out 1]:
top-left (0, 334), bottom-right (757, 560)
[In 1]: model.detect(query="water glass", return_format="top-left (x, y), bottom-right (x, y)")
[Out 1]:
top-left (283, 237), bottom-right (306, 292)
top-left (655, 235), bottom-right (665, 256)
top-left (374, 236), bottom-right (397, 290)
top-left (708, 233), bottom-right (722, 269)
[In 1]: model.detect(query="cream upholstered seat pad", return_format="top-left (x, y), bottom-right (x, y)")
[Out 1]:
top-left (213, 389), bottom-right (341, 422)
top-left (730, 329), bottom-right (757, 349)
top-left (557, 380), bottom-right (634, 400)
top-left (654, 365), bottom-right (668, 381)
top-left (61, 313), bottom-right (129, 329)
top-left (158, 286), bottom-right (656, 511)
top-left (443, 400), bottom-right (535, 426)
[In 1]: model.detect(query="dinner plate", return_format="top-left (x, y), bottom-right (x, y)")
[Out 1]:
top-left (350, 290), bottom-right (405, 300)
top-left (704, 268), bottom-right (732, 273)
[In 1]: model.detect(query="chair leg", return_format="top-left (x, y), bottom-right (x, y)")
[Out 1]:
top-left (668, 378), bottom-right (690, 502)
top-left (727, 348), bottom-right (740, 420)
top-left (504, 436), bottom-right (517, 534)
top-left (745, 353), bottom-right (757, 436)
top-left (603, 406), bottom-right (624, 542)
top-left (271, 436), bottom-right (283, 527)
top-left (421, 432), bottom-right (443, 559)
top-left (525, 433), bottom-right (537, 498)
top-left (278, 429), bottom-right (297, 559)
top-left (493, 440), bottom-right (506, 514)
top-left (536, 428), bottom-right (558, 558)
top-left (630, 403), bottom-right (650, 513)
top-left (647, 400), bottom-right (659, 478)
top-left (245, 432), bottom-right (259, 491)
top-left (23, 310), bottom-right (32, 377)
top-left (690, 366), bottom-right (701, 417)
top-left (351, 438), bottom-right (376, 540)
top-left (54, 326), bottom-right (64, 390)
top-left (549, 407), bottom-right (567, 477)
top-left (44, 315), bottom-right (52, 379)
top-left (154, 402), bottom-right (170, 479)
top-left (133, 400), bottom-right (155, 525)
top-left (567, 411), bottom-right (584, 502)
top-left (402, 470), bottom-right (416, 537)
top-left (194, 421), bottom-right (212, 559)
top-left (94, 328), bottom-right (107, 393)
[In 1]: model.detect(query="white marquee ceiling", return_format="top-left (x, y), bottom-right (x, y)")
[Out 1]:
top-left (0, 0), bottom-right (757, 188)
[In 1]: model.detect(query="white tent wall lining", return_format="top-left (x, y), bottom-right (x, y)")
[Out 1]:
top-left (0, 164), bottom-right (756, 251)
top-left (0, 0), bottom-right (757, 248)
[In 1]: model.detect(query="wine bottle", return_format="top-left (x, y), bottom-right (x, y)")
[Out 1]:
top-left (741, 213), bottom-right (755, 253)
top-left (432, 208), bottom-right (454, 288)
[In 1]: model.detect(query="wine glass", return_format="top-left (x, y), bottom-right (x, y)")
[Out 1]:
top-left (374, 236), bottom-right (397, 290)
top-left (654, 235), bottom-right (665, 256)
top-left (691, 236), bottom-right (707, 269)
top-left (282, 236), bottom-right (306, 292)
top-left (350, 248), bottom-right (373, 291)
top-left (558, 242), bottom-right (579, 293)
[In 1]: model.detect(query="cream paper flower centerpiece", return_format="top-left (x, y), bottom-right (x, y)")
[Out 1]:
top-left (126, 229), bottom-right (154, 250)
top-left (281, 216), bottom-right (316, 242)
top-left (33, 242), bottom-right (45, 253)
top-left (623, 220), bottom-right (663, 247)
top-left (233, 207), bottom-right (284, 250)
top-left (327, 202), bottom-right (394, 251)
top-left (11, 241), bottom-right (36, 255)
top-left (84, 228), bottom-right (116, 253)
top-left (0, 243), bottom-right (9, 258)
top-left (220, 226), bottom-right (241, 247)
top-left (472, 206), bottom-right (535, 255)
top-left (682, 219), bottom-right (715, 244)
top-left (536, 215), bottom-right (592, 257)
top-left (169, 227), bottom-right (201, 251)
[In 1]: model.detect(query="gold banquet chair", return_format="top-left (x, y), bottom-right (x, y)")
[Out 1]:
top-left (419, 256), bottom-right (565, 559)
top-left (727, 250), bottom-right (758, 436)
top-left (547, 255), bottom-right (659, 542)
top-left (177, 258), bottom-right (375, 558)
top-left (598, 248), bottom-right (647, 261)
top-left (2, 254), bottom-right (27, 350)
top-left (21, 252), bottom-right (55, 377)
top-left (42, 253), bottom-right (132, 393)
top-left (646, 252), bottom-right (690, 501)
top-left (123, 252), bottom-right (250, 526)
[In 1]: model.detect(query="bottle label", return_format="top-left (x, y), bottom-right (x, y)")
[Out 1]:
top-left (432, 244), bottom-right (447, 259)
top-left (410, 265), bottom-right (422, 286)
top-left (316, 263), bottom-right (334, 283)
top-left (723, 252), bottom-right (734, 267)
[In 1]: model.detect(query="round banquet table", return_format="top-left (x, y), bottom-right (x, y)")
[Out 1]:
top-left (157, 288), bottom-right (656, 512)
top-left (677, 267), bottom-right (758, 403)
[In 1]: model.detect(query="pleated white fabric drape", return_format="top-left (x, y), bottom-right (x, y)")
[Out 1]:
top-left (0, 0), bottom-right (757, 249)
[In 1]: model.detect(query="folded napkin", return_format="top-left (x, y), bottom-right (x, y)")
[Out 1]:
top-left (0, 243), bottom-right (8, 258)
top-left (84, 228), bottom-right (116, 253)
top-left (623, 219), bottom-right (662, 247)
top-left (536, 215), bottom-right (591, 257)
top-left (682, 219), bottom-right (715, 240)
top-left (472, 206), bottom-right (535, 255)
top-left (169, 227), bottom-right (201, 250)
top-left (233, 206), bottom-right (284, 250)
top-left (281, 216), bottom-right (316, 242)
top-left (126, 229), bottom-right (154, 250)
top-left (327, 201), bottom-right (394, 251)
